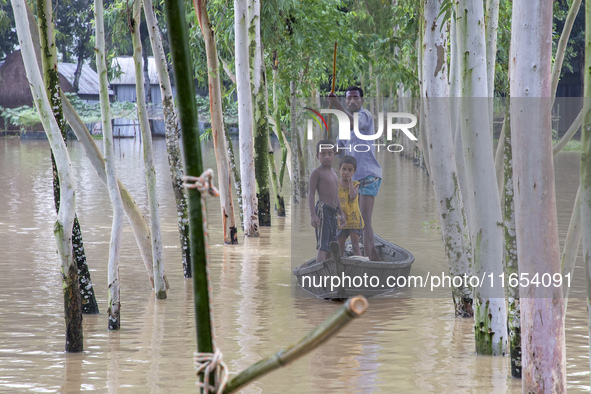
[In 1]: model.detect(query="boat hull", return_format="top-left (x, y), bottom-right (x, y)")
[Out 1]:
top-left (293, 234), bottom-right (415, 299)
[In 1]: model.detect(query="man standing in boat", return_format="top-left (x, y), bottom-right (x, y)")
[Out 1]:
top-left (328, 87), bottom-right (382, 261)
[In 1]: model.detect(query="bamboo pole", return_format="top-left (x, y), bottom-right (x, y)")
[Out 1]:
top-left (164, 0), bottom-right (214, 361)
top-left (223, 296), bottom-right (369, 393)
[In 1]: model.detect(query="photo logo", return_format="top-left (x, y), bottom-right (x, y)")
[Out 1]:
top-left (305, 108), bottom-right (418, 142)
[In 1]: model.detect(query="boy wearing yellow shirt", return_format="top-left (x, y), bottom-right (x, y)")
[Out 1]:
top-left (337, 156), bottom-right (364, 256)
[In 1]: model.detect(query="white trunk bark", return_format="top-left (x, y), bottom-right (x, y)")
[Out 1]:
top-left (582, 0), bottom-right (591, 388)
top-left (456, 0), bottom-right (506, 356)
top-left (235, 0), bottom-right (259, 236)
top-left (249, 0), bottom-right (271, 226)
top-left (510, 0), bottom-right (567, 390)
top-left (449, 16), bottom-right (472, 227)
top-left (561, 186), bottom-right (581, 301)
top-left (17, 0), bottom-right (84, 350)
top-left (13, 0), bottom-right (75, 278)
top-left (422, 0), bottom-right (473, 317)
top-left (95, 0), bottom-right (123, 329)
top-left (195, 0), bottom-right (238, 244)
top-left (485, 0), bottom-right (499, 99)
top-left (61, 93), bottom-right (155, 287)
top-left (131, 0), bottom-right (167, 298)
top-left (144, 0), bottom-right (195, 268)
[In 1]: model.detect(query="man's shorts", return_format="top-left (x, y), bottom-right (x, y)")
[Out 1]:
top-left (358, 175), bottom-right (382, 197)
top-left (337, 228), bottom-right (362, 239)
top-left (315, 201), bottom-right (338, 251)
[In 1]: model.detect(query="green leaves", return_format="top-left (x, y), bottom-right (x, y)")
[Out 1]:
top-left (437, 0), bottom-right (456, 27)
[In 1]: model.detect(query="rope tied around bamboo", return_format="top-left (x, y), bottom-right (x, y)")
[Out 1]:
top-left (194, 349), bottom-right (228, 393)
top-left (183, 169), bottom-right (220, 196)
top-left (183, 168), bottom-right (223, 392)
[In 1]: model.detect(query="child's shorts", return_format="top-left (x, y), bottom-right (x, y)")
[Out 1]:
top-left (358, 175), bottom-right (382, 197)
top-left (337, 228), bottom-right (362, 239)
top-left (315, 201), bottom-right (338, 251)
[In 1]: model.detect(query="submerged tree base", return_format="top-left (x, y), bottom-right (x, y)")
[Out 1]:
top-left (63, 264), bottom-right (83, 352)
top-left (107, 303), bottom-right (120, 330)
top-left (257, 192), bottom-right (271, 227)
top-left (73, 217), bottom-right (99, 314)
top-left (229, 226), bottom-right (238, 244)
top-left (455, 297), bottom-right (474, 318)
top-left (275, 195), bottom-right (285, 217)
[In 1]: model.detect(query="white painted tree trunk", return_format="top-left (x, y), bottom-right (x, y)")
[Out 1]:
top-left (12, 0), bottom-right (81, 349)
top-left (95, 0), bottom-right (123, 330)
top-left (510, 0), bottom-right (567, 390)
top-left (582, 0), bottom-right (591, 388)
top-left (485, 0), bottom-right (499, 96)
top-left (131, 0), bottom-right (167, 298)
top-left (195, 0), bottom-right (238, 244)
top-left (484, 0), bottom-right (499, 150)
top-left (456, 0), bottom-right (507, 356)
top-left (60, 93), bottom-right (155, 287)
top-left (561, 186), bottom-right (581, 301)
top-left (144, 0), bottom-right (195, 269)
top-left (235, 0), bottom-right (259, 236)
top-left (248, 0), bottom-right (271, 226)
top-left (422, 0), bottom-right (473, 317)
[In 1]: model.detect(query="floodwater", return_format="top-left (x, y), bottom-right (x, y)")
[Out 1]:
top-left (0, 136), bottom-right (587, 393)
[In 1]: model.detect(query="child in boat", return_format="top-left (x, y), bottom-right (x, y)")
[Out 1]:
top-left (309, 140), bottom-right (346, 263)
top-left (337, 155), bottom-right (364, 256)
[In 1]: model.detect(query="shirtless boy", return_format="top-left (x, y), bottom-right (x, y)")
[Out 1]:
top-left (309, 140), bottom-right (346, 263)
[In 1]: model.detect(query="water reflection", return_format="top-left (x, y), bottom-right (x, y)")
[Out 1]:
top-left (0, 138), bottom-right (588, 392)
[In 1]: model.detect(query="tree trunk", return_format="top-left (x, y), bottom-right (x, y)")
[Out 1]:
top-left (561, 187), bottom-right (581, 301)
top-left (290, 80), bottom-right (301, 203)
top-left (502, 107), bottom-right (520, 378)
top-left (142, 44), bottom-right (152, 104)
top-left (271, 61), bottom-right (291, 186)
top-left (96, 0), bottom-right (124, 329)
top-left (61, 91), bottom-right (156, 287)
top-left (144, 0), bottom-right (195, 267)
top-left (73, 54), bottom-right (84, 93)
top-left (248, 0), bottom-right (271, 227)
top-left (13, 0), bottom-right (82, 351)
top-left (131, 0), bottom-right (167, 298)
top-left (37, 0), bottom-right (99, 315)
top-left (582, 0), bottom-right (591, 388)
top-left (422, 0), bottom-right (473, 317)
top-left (194, 0), bottom-right (239, 244)
top-left (456, 0), bottom-right (507, 356)
top-left (225, 123), bottom-right (244, 226)
top-left (235, 0), bottom-right (259, 236)
top-left (485, 0), bottom-right (499, 129)
top-left (510, 0), bottom-right (566, 390)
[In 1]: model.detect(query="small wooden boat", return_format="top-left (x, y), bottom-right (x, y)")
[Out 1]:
top-left (293, 234), bottom-right (415, 299)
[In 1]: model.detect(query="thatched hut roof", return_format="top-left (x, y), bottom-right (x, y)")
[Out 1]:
top-left (0, 50), bottom-right (75, 108)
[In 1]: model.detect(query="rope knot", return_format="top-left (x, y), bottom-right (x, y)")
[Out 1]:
top-left (183, 169), bottom-right (219, 197)
top-left (194, 349), bottom-right (228, 393)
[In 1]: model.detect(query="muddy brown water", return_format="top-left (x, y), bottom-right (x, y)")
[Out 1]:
top-left (0, 137), bottom-right (587, 392)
